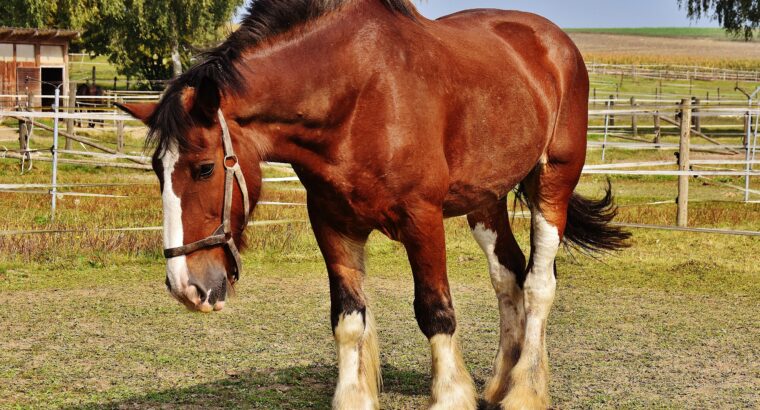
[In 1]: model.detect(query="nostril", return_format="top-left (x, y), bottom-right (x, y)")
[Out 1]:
top-left (188, 280), bottom-right (208, 303)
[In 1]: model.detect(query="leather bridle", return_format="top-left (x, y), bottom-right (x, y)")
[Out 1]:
top-left (163, 110), bottom-right (250, 282)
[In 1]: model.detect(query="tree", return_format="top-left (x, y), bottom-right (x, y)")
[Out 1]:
top-left (84, 0), bottom-right (243, 87)
top-left (0, 0), bottom-right (242, 86)
top-left (0, 0), bottom-right (96, 30)
top-left (679, 0), bottom-right (760, 40)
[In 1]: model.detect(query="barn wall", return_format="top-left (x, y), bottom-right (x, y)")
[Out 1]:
top-left (0, 36), bottom-right (73, 109)
top-left (0, 43), bottom-right (14, 108)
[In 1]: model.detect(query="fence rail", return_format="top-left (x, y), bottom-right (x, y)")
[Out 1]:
top-left (587, 62), bottom-right (760, 82)
top-left (1, 87), bottom-right (758, 233)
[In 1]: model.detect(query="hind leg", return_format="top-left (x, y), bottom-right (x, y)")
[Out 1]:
top-left (501, 159), bottom-right (581, 409)
top-left (467, 200), bottom-right (527, 405)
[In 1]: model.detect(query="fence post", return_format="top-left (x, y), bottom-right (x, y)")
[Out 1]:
top-left (27, 85), bottom-right (34, 111)
top-left (692, 97), bottom-right (701, 133)
top-left (18, 87), bottom-right (33, 154)
top-left (18, 119), bottom-right (27, 152)
top-left (91, 65), bottom-right (96, 86)
top-left (51, 88), bottom-right (61, 222)
top-left (653, 111), bottom-right (661, 148)
top-left (677, 99), bottom-right (692, 227)
top-left (609, 95), bottom-right (615, 126)
top-left (630, 96), bottom-right (638, 137)
top-left (65, 81), bottom-right (76, 150)
top-left (744, 111), bottom-right (751, 146)
top-left (116, 97), bottom-right (125, 153)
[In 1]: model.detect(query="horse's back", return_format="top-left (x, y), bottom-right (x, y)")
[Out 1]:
top-left (436, 9), bottom-right (584, 76)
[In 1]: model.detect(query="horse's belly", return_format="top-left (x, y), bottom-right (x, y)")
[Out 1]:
top-left (442, 133), bottom-right (546, 217)
top-left (442, 171), bottom-right (527, 218)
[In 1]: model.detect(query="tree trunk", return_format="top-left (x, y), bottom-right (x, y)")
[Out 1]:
top-left (171, 41), bottom-right (182, 77)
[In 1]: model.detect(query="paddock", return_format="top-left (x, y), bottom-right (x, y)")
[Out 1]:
top-left (1, 28), bottom-right (759, 409)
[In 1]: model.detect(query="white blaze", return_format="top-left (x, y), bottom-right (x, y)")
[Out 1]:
top-left (161, 143), bottom-right (189, 290)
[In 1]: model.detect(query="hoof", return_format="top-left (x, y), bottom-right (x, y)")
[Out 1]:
top-left (332, 386), bottom-right (377, 410)
top-left (500, 384), bottom-right (548, 410)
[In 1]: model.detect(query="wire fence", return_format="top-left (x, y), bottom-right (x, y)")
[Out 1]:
top-left (1, 83), bottom-right (759, 237)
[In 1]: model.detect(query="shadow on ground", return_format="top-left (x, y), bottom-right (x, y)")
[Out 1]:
top-left (63, 364), bottom-right (430, 409)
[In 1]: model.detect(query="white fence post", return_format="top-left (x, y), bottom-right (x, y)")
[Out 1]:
top-left (51, 87), bottom-right (61, 222)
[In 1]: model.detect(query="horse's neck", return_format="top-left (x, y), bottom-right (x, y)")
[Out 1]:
top-left (233, 3), bottom-right (396, 173)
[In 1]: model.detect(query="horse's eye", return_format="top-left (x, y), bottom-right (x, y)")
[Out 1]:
top-left (198, 163), bottom-right (215, 179)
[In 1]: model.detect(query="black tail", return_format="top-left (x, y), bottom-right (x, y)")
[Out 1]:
top-left (563, 181), bottom-right (630, 253)
top-left (515, 180), bottom-right (631, 254)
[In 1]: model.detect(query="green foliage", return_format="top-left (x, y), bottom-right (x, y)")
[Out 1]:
top-left (679, 0), bottom-right (760, 39)
top-left (565, 27), bottom-right (754, 40)
top-left (83, 0), bottom-right (243, 87)
top-left (0, 0), bottom-right (243, 88)
top-left (0, 0), bottom-right (96, 29)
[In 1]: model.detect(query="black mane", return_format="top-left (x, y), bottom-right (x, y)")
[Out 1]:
top-left (147, 0), bottom-right (417, 154)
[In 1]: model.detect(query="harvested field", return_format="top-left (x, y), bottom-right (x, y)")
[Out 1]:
top-left (569, 33), bottom-right (760, 68)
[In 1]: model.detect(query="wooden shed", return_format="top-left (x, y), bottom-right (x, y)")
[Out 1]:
top-left (0, 27), bottom-right (80, 109)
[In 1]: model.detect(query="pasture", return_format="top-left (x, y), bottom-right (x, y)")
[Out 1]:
top-left (1, 29), bottom-right (759, 410)
top-left (1, 155), bottom-right (759, 408)
top-left (565, 27), bottom-right (758, 41)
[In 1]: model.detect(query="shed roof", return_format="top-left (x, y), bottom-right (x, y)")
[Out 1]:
top-left (0, 27), bottom-right (80, 42)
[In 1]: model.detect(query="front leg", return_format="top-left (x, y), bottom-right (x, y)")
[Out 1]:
top-left (399, 204), bottom-right (477, 410)
top-left (310, 210), bottom-right (381, 410)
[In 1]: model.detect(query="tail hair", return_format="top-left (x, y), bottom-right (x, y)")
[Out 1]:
top-left (515, 180), bottom-right (631, 254)
top-left (564, 180), bottom-right (631, 253)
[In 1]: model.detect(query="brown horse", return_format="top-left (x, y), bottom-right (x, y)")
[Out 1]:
top-left (76, 82), bottom-right (106, 128)
top-left (118, 1), bottom-right (629, 408)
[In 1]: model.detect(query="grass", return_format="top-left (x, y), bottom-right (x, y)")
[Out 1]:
top-left (68, 55), bottom-right (130, 89)
top-left (0, 146), bottom-right (758, 408)
top-left (565, 27), bottom-right (758, 41)
top-left (0, 210), bottom-right (758, 408)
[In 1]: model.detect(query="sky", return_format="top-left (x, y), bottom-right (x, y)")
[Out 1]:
top-left (236, 0), bottom-right (719, 28)
top-left (414, 0), bottom-right (718, 27)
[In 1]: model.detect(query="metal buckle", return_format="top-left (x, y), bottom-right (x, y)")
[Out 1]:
top-left (224, 155), bottom-right (238, 169)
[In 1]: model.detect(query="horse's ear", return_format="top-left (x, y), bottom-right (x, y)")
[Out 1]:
top-left (115, 102), bottom-right (157, 125)
top-left (182, 78), bottom-right (220, 125)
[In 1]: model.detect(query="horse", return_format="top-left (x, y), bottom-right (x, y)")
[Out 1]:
top-left (117, 1), bottom-right (630, 408)
top-left (76, 82), bottom-right (105, 128)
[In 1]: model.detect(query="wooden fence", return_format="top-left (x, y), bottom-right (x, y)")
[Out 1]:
top-left (587, 63), bottom-right (760, 82)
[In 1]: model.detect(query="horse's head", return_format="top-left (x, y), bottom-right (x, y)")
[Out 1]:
top-left (118, 86), bottom-right (262, 313)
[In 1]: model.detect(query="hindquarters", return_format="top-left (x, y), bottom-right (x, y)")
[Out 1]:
top-left (432, 10), bottom-right (594, 217)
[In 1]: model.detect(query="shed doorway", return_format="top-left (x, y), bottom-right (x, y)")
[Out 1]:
top-left (41, 67), bottom-right (63, 108)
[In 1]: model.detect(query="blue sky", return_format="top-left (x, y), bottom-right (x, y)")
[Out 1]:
top-left (236, 1), bottom-right (718, 28)
top-left (414, 1), bottom-right (717, 27)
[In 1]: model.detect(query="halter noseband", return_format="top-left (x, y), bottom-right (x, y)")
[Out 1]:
top-left (163, 110), bottom-right (250, 282)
